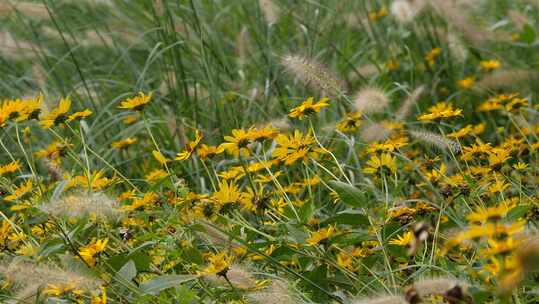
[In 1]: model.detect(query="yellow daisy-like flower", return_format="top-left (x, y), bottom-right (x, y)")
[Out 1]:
top-left (118, 92), bottom-right (152, 111)
top-left (111, 137), bottom-right (137, 150)
top-left (272, 130), bottom-right (324, 165)
top-left (67, 109), bottom-right (92, 122)
top-left (152, 150), bottom-right (170, 165)
top-left (466, 204), bottom-right (510, 224)
top-left (417, 102), bottom-right (463, 121)
top-left (40, 97), bottom-right (72, 128)
top-left (307, 225), bottom-right (337, 246)
top-left (220, 128), bottom-right (252, 157)
top-left (363, 153), bottom-right (397, 175)
top-left (213, 180), bottom-right (242, 206)
top-left (336, 112), bottom-right (362, 133)
top-left (200, 252), bottom-right (233, 276)
top-left (513, 162), bottom-right (528, 170)
top-left (0, 160), bottom-right (20, 176)
top-left (425, 47), bottom-right (442, 67)
top-left (5, 179), bottom-right (33, 201)
top-left (457, 76), bottom-right (475, 90)
top-left (288, 97), bottom-right (330, 120)
top-left (480, 59), bottom-right (501, 71)
top-left (145, 168), bottom-right (169, 183)
top-left (389, 231), bottom-right (414, 246)
top-left (176, 129), bottom-right (203, 161)
top-left (197, 144), bottom-right (225, 159)
top-left (79, 238), bottom-right (108, 266)
top-left (122, 192), bottom-right (159, 211)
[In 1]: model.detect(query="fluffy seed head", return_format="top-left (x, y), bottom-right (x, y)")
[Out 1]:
top-left (281, 55), bottom-right (345, 97)
top-left (473, 69), bottom-right (539, 93)
top-left (248, 279), bottom-right (296, 304)
top-left (410, 277), bottom-right (463, 297)
top-left (259, 0), bottom-right (280, 25)
top-left (446, 32), bottom-right (468, 63)
top-left (0, 2), bottom-right (49, 19)
top-left (0, 260), bottom-right (101, 302)
top-left (353, 87), bottom-right (390, 114)
top-left (205, 264), bottom-right (256, 289)
top-left (390, 0), bottom-right (428, 24)
top-left (409, 129), bottom-right (461, 153)
top-left (395, 85), bottom-right (425, 121)
top-left (40, 192), bottom-right (120, 220)
top-left (360, 122), bottom-right (393, 142)
top-left (353, 295), bottom-right (408, 304)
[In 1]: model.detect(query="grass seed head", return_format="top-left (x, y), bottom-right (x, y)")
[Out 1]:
top-left (281, 54), bottom-right (345, 98)
top-left (353, 87), bottom-right (390, 114)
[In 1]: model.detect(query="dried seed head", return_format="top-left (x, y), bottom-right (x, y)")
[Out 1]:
top-left (353, 87), bottom-right (390, 114)
top-left (430, 0), bottom-right (511, 46)
top-left (446, 32), bottom-right (468, 63)
top-left (259, 0), bottom-right (280, 25)
top-left (0, 2), bottom-right (49, 19)
top-left (0, 260), bottom-right (101, 303)
top-left (360, 122), bottom-right (393, 142)
top-left (40, 192), bottom-right (120, 220)
top-left (395, 85), bottom-right (425, 121)
top-left (353, 295), bottom-right (408, 304)
top-left (248, 279), bottom-right (297, 304)
top-left (473, 69), bottom-right (539, 93)
top-left (409, 277), bottom-right (467, 297)
top-left (281, 55), bottom-right (345, 97)
top-left (409, 129), bottom-right (461, 153)
top-left (205, 264), bottom-right (256, 289)
top-left (390, 0), bottom-right (428, 24)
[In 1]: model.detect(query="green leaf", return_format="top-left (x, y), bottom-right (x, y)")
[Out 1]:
top-left (140, 274), bottom-right (199, 295)
top-left (520, 24), bottom-right (536, 44)
top-left (328, 180), bottom-right (367, 208)
top-left (322, 210), bottom-right (369, 226)
top-left (298, 200), bottom-right (315, 223)
top-left (117, 260), bottom-right (137, 282)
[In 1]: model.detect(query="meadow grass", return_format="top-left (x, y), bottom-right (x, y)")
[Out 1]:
top-left (0, 0), bottom-right (538, 303)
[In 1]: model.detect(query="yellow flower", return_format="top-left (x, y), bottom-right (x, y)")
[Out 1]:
top-left (480, 59), bottom-right (501, 71)
top-left (197, 144), bottom-right (225, 159)
top-left (389, 231), bottom-right (414, 246)
top-left (467, 204), bottom-right (510, 224)
top-left (368, 5), bottom-right (388, 21)
top-left (417, 102), bottom-right (463, 121)
top-left (220, 128), bottom-right (252, 157)
top-left (289, 97), bottom-right (330, 120)
top-left (145, 169), bottom-right (168, 183)
top-left (72, 170), bottom-right (114, 191)
top-left (122, 192), bottom-right (159, 211)
top-left (5, 179), bottom-right (33, 201)
top-left (40, 97), bottom-right (72, 128)
top-left (67, 109), bottom-right (92, 122)
top-left (513, 162), bottom-right (528, 170)
top-left (336, 112), bottom-right (362, 133)
top-left (457, 76), bottom-right (475, 90)
top-left (425, 47), bottom-right (442, 67)
top-left (272, 130), bottom-right (324, 165)
top-left (363, 153), bottom-right (397, 175)
top-left (79, 238), bottom-right (108, 266)
top-left (213, 180), bottom-right (242, 206)
top-left (91, 288), bottom-right (107, 304)
top-left (307, 225), bottom-right (337, 246)
top-left (118, 92), bottom-right (152, 111)
top-left (152, 150), bottom-right (170, 165)
top-left (176, 129), bottom-right (203, 161)
top-left (488, 180), bottom-right (511, 195)
top-left (200, 252), bottom-right (233, 276)
top-left (0, 160), bottom-right (20, 176)
top-left (111, 137), bottom-right (137, 150)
